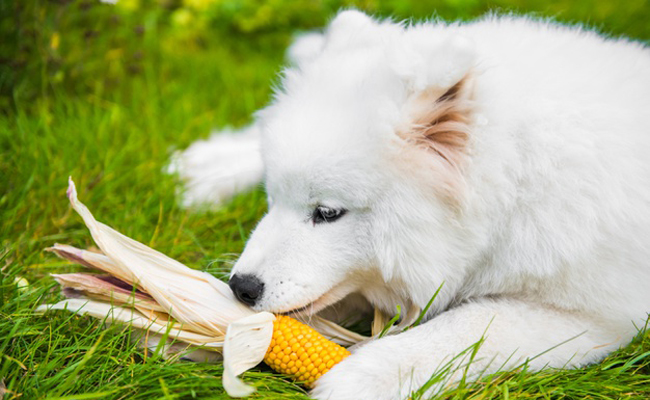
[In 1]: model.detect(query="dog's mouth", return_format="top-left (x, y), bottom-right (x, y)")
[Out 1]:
top-left (282, 302), bottom-right (317, 316)
top-left (281, 294), bottom-right (333, 317)
top-left (279, 283), bottom-right (352, 318)
top-left (283, 298), bottom-right (328, 317)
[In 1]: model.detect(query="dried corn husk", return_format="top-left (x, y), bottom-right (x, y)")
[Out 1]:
top-left (39, 298), bottom-right (224, 346)
top-left (51, 273), bottom-right (165, 311)
top-left (37, 178), bottom-right (369, 397)
top-left (61, 178), bottom-right (253, 337)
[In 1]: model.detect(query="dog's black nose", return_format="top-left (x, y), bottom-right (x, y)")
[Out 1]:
top-left (229, 274), bottom-right (264, 307)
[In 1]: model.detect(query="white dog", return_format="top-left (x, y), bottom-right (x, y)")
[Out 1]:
top-left (170, 10), bottom-right (650, 400)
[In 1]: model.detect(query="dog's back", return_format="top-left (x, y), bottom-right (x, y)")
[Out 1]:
top-left (452, 17), bottom-right (650, 329)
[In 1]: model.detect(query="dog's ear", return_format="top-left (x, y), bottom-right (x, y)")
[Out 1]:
top-left (287, 10), bottom-right (377, 66)
top-left (399, 72), bottom-right (475, 170)
top-left (392, 34), bottom-right (476, 93)
top-left (394, 34), bottom-right (477, 171)
top-left (287, 32), bottom-right (326, 66)
top-left (325, 10), bottom-right (379, 51)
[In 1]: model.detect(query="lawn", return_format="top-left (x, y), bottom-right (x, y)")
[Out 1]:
top-left (1, 0), bottom-right (650, 399)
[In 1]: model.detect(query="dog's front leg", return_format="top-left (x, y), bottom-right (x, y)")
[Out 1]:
top-left (311, 298), bottom-right (628, 400)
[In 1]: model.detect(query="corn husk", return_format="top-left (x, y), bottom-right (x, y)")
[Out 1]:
top-left (51, 273), bottom-right (165, 312)
top-left (37, 178), bottom-right (368, 397)
top-left (223, 312), bottom-right (275, 397)
top-left (60, 179), bottom-right (253, 337)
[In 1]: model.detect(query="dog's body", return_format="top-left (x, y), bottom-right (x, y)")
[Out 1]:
top-left (172, 11), bottom-right (650, 399)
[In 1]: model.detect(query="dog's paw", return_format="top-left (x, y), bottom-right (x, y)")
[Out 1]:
top-left (310, 335), bottom-right (426, 400)
top-left (166, 124), bottom-right (263, 208)
top-left (310, 356), bottom-right (392, 400)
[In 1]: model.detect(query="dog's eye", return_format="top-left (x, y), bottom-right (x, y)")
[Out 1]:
top-left (312, 206), bottom-right (346, 224)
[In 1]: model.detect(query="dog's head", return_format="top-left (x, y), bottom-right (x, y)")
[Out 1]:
top-left (230, 10), bottom-right (479, 315)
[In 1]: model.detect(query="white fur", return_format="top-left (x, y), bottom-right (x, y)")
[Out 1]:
top-left (174, 10), bottom-right (650, 400)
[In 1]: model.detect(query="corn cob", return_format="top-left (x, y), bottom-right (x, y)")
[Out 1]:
top-left (264, 315), bottom-right (351, 387)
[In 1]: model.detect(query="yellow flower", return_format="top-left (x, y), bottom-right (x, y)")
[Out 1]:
top-left (50, 32), bottom-right (60, 50)
top-left (171, 8), bottom-right (194, 28)
top-left (182, 0), bottom-right (218, 11)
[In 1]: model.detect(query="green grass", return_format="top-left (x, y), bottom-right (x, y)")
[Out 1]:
top-left (1, 0), bottom-right (650, 398)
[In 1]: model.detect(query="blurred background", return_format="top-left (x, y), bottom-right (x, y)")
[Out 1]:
top-left (2, 0), bottom-right (650, 116)
top-left (1, 1), bottom-right (650, 398)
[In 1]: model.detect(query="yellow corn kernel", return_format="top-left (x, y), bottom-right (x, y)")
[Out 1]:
top-left (264, 315), bottom-right (351, 387)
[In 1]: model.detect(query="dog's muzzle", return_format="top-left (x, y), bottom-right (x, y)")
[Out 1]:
top-left (229, 273), bottom-right (265, 307)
